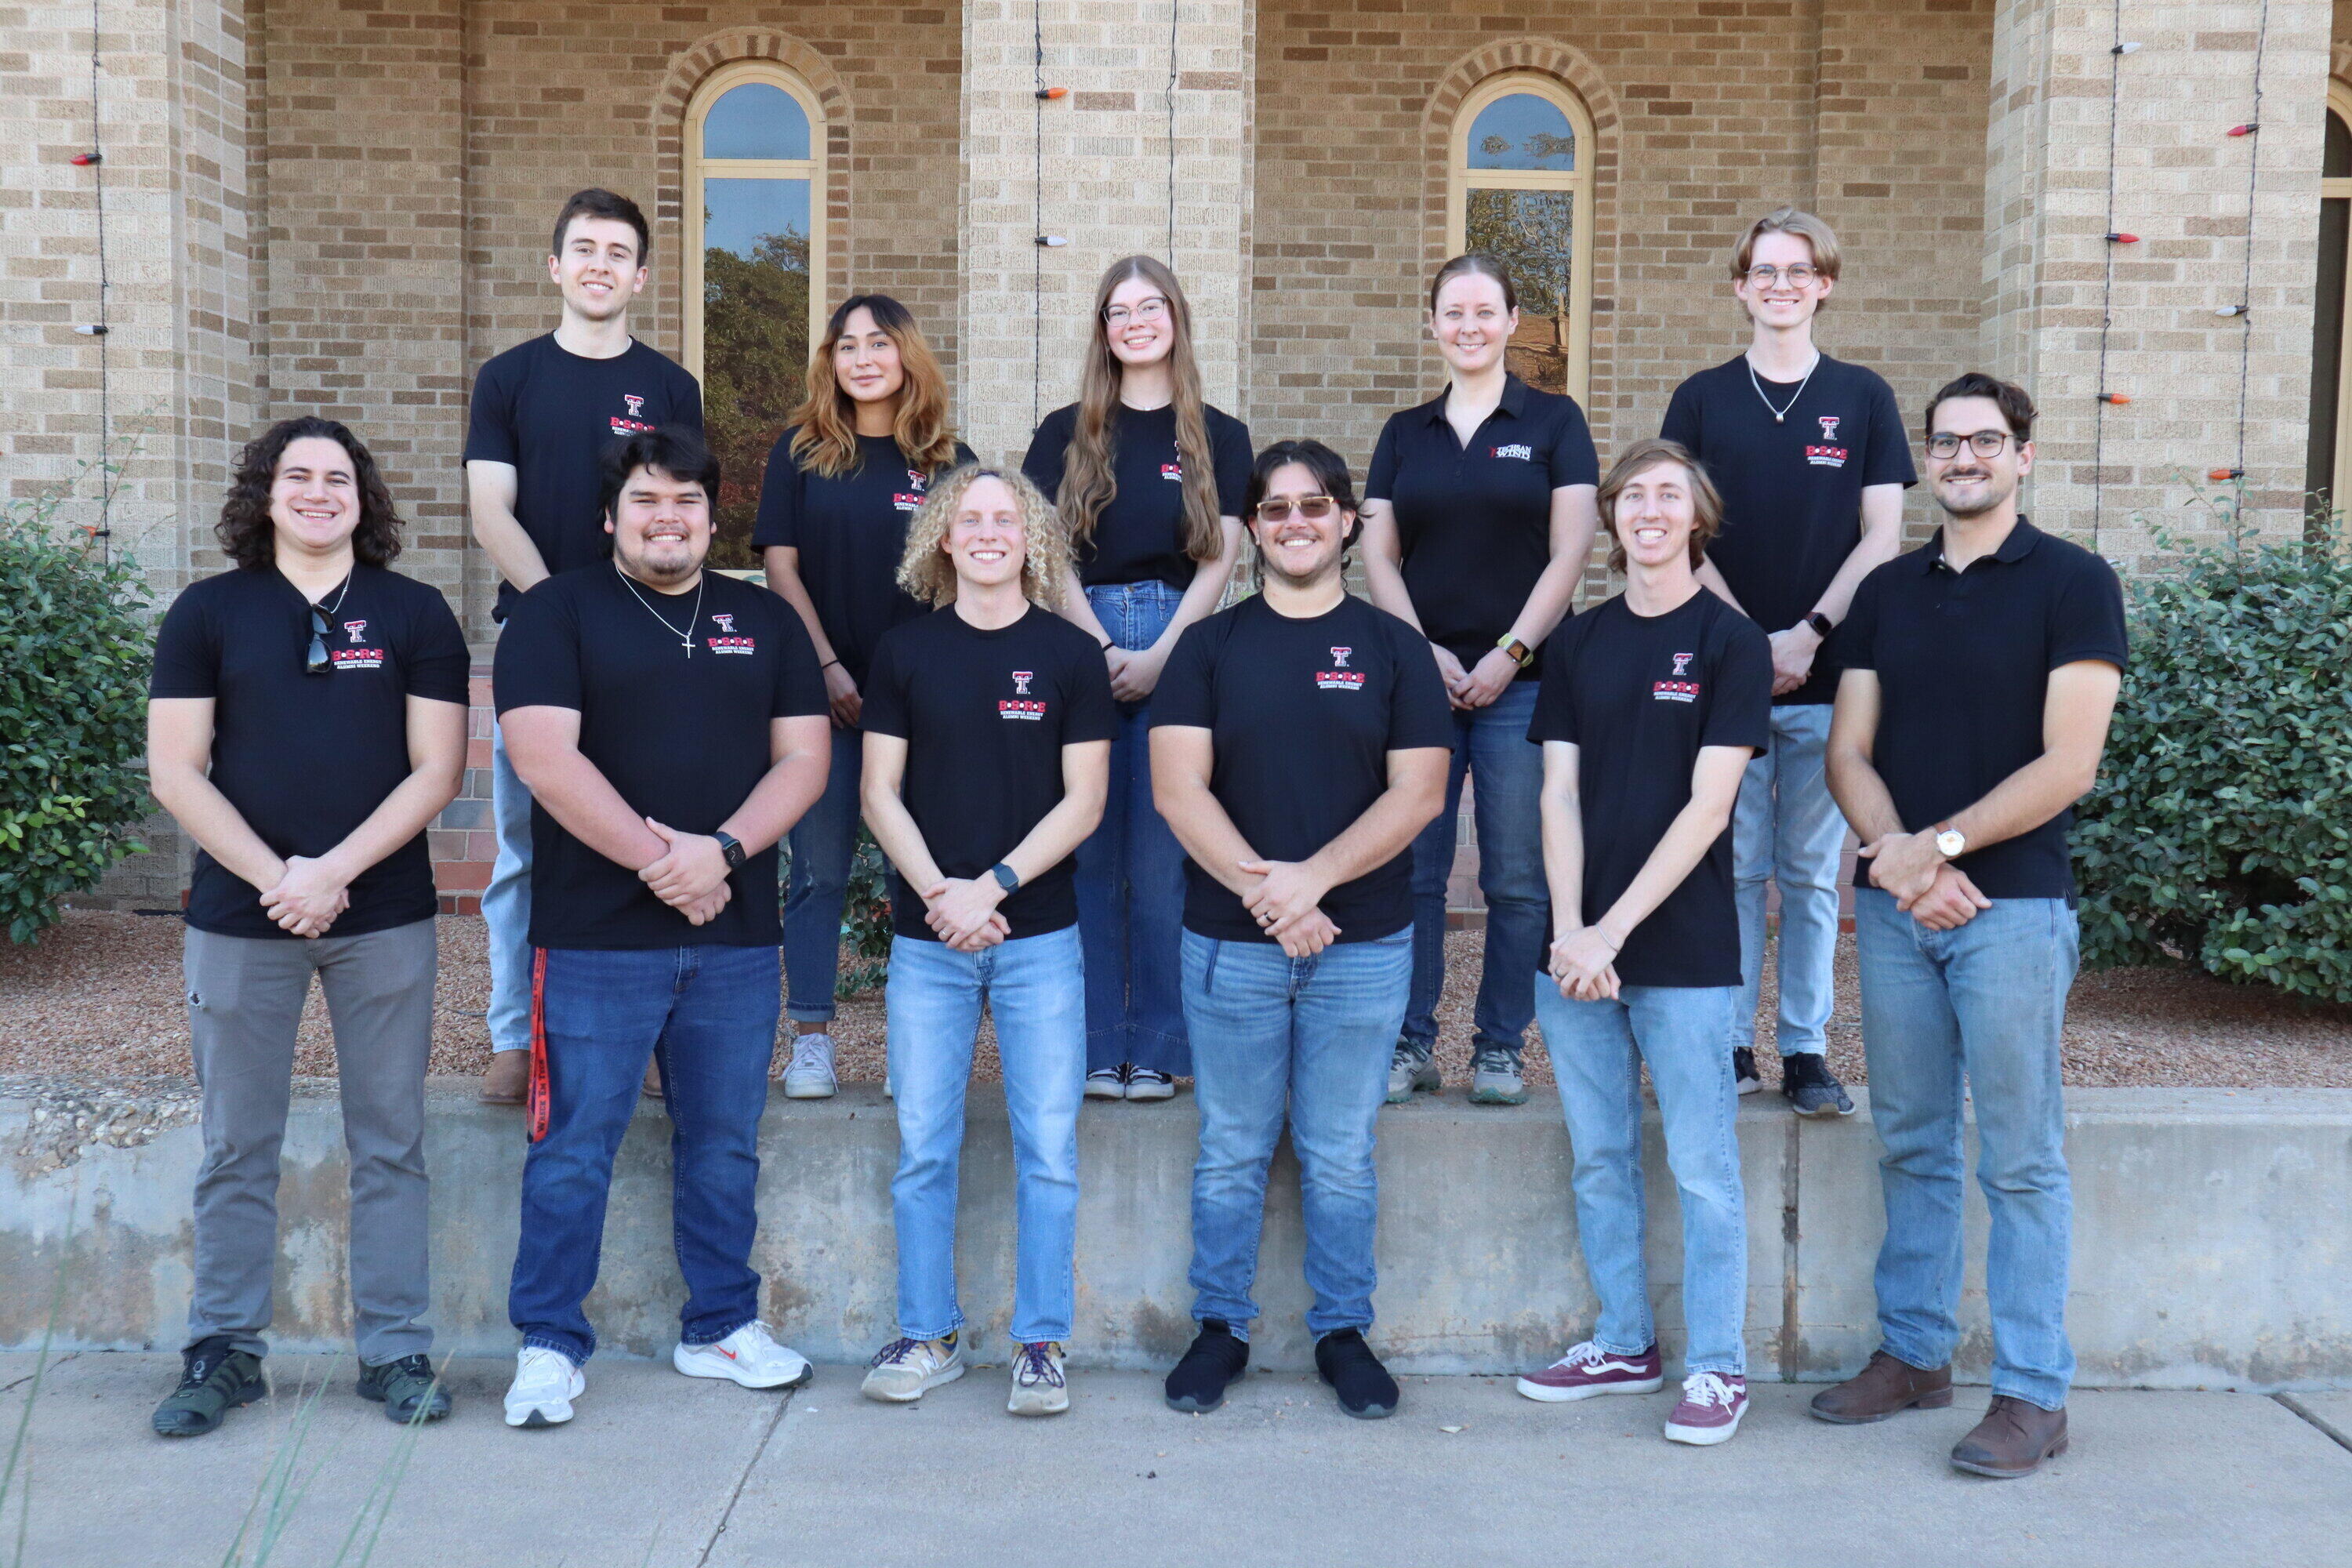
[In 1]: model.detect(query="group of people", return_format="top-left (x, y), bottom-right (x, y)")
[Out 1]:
top-left (144, 187), bottom-right (2125, 1481)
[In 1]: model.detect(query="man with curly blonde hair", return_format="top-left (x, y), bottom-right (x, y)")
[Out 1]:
top-left (857, 466), bottom-right (1115, 1416)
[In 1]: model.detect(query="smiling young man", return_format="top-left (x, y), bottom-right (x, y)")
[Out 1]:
top-left (466, 190), bottom-right (704, 1107)
top-left (1816, 374), bottom-right (2126, 1478)
top-left (147, 419), bottom-right (469, 1436)
top-left (1515, 439), bottom-right (1771, 1446)
top-left (1661, 209), bottom-right (1915, 1115)
top-left (1149, 439), bottom-right (1450, 1421)
top-left (492, 427), bottom-right (831, 1428)
top-left (855, 466), bottom-right (1114, 1417)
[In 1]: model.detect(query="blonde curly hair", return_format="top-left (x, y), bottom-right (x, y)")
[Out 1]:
top-left (895, 463), bottom-right (1072, 611)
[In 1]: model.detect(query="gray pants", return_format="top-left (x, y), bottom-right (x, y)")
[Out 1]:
top-left (183, 918), bottom-right (437, 1365)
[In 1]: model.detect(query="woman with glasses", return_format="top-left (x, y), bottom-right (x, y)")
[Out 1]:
top-left (1022, 256), bottom-right (1254, 1103)
top-left (1359, 253), bottom-right (1601, 1110)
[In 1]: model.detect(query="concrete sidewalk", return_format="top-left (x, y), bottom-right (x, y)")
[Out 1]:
top-left (12, 1352), bottom-right (2350, 1567)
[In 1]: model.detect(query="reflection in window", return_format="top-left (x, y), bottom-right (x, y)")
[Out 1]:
top-left (1450, 78), bottom-right (1592, 399)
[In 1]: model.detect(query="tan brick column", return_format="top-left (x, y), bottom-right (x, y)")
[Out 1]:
top-left (957, 0), bottom-right (1256, 466)
top-left (1981, 0), bottom-right (2330, 567)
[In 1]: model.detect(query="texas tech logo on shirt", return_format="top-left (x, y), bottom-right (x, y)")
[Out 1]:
top-left (1000, 670), bottom-right (1047, 720)
top-left (1316, 646), bottom-right (1366, 691)
top-left (1652, 651), bottom-right (1700, 703)
top-left (1806, 414), bottom-right (1849, 469)
top-left (705, 612), bottom-right (756, 655)
top-left (1160, 463), bottom-right (1183, 482)
top-left (1492, 443), bottom-right (1534, 462)
top-left (893, 469), bottom-right (931, 514)
top-left (330, 619), bottom-right (386, 672)
top-left (343, 619), bottom-right (368, 644)
top-left (610, 392), bottom-right (657, 438)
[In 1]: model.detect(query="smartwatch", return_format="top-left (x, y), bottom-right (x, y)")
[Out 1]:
top-left (713, 830), bottom-right (747, 871)
top-left (1804, 610), bottom-right (1835, 641)
top-left (1496, 633), bottom-right (1535, 669)
top-left (1932, 821), bottom-right (1967, 860)
top-left (989, 862), bottom-right (1022, 894)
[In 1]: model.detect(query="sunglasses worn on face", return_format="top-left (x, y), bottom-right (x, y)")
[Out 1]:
top-left (1254, 495), bottom-right (1338, 523)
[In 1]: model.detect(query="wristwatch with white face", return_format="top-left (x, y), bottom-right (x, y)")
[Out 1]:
top-left (1933, 821), bottom-right (1967, 859)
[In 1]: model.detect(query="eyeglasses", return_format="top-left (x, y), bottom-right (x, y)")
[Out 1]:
top-left (1925, 430), bottom-right (2017, 460)
top-left (1102, 297), bottom-right (1170, 327)
top-left (1254, 496), bottom-right (1338, 523)
top-left (304, 606), bottom-right (333, 676)
top-left (1744, 264), bottom-right (1821, 289)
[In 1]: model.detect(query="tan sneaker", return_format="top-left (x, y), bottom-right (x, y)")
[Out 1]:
top-left (1007, 1341), bottom-right (1069, 1417)
top-left (478, 1049), bottom-right (528, 1106)
top-left (860, 1336), bottom-right (963, 1403)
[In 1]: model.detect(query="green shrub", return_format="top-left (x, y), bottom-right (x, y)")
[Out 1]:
top-left (0, 457), bottom-right (154, 944)
top-left (2073, 503), bottom-right (2352, 1004)
top-left (836, 828), bottom-right (895, 997)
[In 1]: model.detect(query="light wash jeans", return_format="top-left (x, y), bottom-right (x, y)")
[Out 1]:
top-left (1074, 579), bottom-right (1191, 1074)
top-left (483, 723), bottom-right (535, 1055)
top-left (1854, 887), bottom-right (2078, 1410)
top-left (1532, 979), bottom-right (1748, 1377)
top-left (780, 726), bottom-right (864, 1024)
top-left (884, 926), bottom-right (1087, 1345)
top-left (1403, 681), bottom-right (1545, 1062)
top-left (1728, 703), bottom-right (1845, 1058)
top-left (1181, 928), bottom-right (1411, 1340)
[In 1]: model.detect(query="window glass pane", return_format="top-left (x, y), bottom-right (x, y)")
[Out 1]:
top-left (2305, 196), bottom-right (2348, 518)
top-left (702, 177), bottom-right (811, 566)
top-left (702, 82), bottom-right (810, 161)
top-left (1466, 93), bottom-right (1575, 172)
top-left (1465, 187), bottom-right (1573, 393)
top-left (2328, 110), bottom-right (2351, 180)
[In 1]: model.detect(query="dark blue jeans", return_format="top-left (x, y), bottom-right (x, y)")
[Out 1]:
top-left (781, 726), bottom-right (864, 1024)
top-left (509, 944), bottom-right (782, 1364)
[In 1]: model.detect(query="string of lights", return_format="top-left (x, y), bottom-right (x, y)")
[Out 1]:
top-left (2228, 0), bottom-right (2272, 486)
top-left (1165, 0), bottom-right (1179, 263)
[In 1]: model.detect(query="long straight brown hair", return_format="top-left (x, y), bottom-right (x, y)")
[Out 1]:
top-left (1057, 256), bottom-right (1223, 562)
top-left (787, 293), bottom-right (960, 480)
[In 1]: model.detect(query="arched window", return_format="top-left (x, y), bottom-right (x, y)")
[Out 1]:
top-left (2307, 83), bottom-right (2352, 532)
top-left (684, 62), bottom-right (825, 561)
top-left (1446, 74), bottom-right (1595, 401)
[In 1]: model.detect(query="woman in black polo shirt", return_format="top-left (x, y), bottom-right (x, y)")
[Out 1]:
top-left (757, 294), bottom-right (974, 1098)
top-left (1023, 256), bottom-right (1253, 1104)
top-left (1359, 254), bottom-right (1600, 1109)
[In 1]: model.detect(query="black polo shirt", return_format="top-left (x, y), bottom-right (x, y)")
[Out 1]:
top-left (1833, 518), bottom-right (2128, 900)
top-left (1020, 401), bottom-right (1254, 590)
top-left (1364, 374), bottom-right (1599, 681)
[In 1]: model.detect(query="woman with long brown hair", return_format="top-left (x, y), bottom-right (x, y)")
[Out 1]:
top-left (756, 294), bottom-right (973, 1098)
top-left (1022, 256), bottom-right (1254, 1103)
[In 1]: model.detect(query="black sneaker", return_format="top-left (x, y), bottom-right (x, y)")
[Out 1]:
top-left (1164, 1319), bottom-right (1250, 1413)
top-left (1780, 1053), bottom-right (1855, 1117)
top-left (1314, 1328), bottom-right (1399, 1420)
top-left (358, 1352), bottom-right (453, 1425)
top-left (152, 1336), bottom-right (266, 1437)
top-left (1731, 1047), bottom-right (1762, 1097)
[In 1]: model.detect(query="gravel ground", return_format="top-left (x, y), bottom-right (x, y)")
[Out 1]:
top-left (4, 913), bottom-right (2350, 1092)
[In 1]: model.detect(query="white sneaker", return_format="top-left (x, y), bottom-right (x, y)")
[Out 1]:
top-left (861, 1335), bottom-right (964, 1403)
top-left (782, 1032), bottom-right (837, 1099)
top-left (1124, 1068), bottom-right (1175, 1102)
top-left (1083, 1066), bottom-right (1127, 1100)
top-left (1007, 1341), bottom-right (1069, 1416)
top-left (673, 1321), bottom-right (815, 1390)
top-left (503, 1346), bottom-right (585, 1428)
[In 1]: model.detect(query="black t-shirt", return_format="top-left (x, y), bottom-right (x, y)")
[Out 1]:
top-left (492, 567), bottom-right (828, 949)
top-left (1021, 401), bottom-right (1254, 590)
top-left (1832, 518), bottom-right (2129, 901)
top-left (464, 334), bottom-right (704, 620)
top-left (750, 431), bottom-right (975, 689)
top-left (1150, 593), bottom-right (1452, 943)
top-left (1363, 375), bottom-right (1599, 681)
top-left (1659, 353), bottom-right (1915, 705)
top-left (149, 565), bottom-right (471, 939)
top-left (1529, 590), bottom-right (1773, 988)
top-left (861, 606), bottom-right (1118, 941)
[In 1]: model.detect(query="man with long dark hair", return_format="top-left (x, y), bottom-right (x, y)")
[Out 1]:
top-left (147, 417), bottom-right (470, 1436)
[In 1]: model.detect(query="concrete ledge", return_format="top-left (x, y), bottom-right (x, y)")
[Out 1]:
top-left (4, 1082), bottom-right (2349, 1387)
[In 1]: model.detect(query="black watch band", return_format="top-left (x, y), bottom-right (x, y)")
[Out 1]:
top-left (1805, 611), bottom-right (1835, 640)
top-left (989, 862), bottom-right (1021, 894)
top-left (713, 830), bottom-right (746, 871)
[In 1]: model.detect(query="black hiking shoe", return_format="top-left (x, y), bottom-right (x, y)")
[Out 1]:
top-left (1780, 1052), bottom-right (1855, 1117)
top-left (152, 1336), bottom-right (266, 1437)
top-left (358, 1353), bottom-right (452, 1425)
top-left (1315, 1328), bottom-right (1399, 1420)
top-left (1164, 1319), bottom-right (1250, 1413)
top-left (1732, 1047), bottom-right (1762, 1096)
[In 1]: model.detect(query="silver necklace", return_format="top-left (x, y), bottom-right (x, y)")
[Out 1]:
top-left (314, 575), bottom-right (352, 618)
top-left (1747, 350), bottom-right (1821, 424)
top-left (616, 565), bottom-right (704, 657)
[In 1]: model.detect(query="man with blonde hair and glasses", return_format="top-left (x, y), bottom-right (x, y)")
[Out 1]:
top-left (1661, 207), bottom-right (1915, 1116)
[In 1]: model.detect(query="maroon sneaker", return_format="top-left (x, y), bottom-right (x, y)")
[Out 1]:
top-left (1663, 1372), bottom-right (1748, 1445)
top-left (1515, 1341), bottom-right (1664, 1403)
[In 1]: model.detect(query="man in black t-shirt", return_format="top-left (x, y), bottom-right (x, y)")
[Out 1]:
top-left (1149, 440), bottom-right (1450, 1421)
top-left (465, 189), bottom-right (704, 1107)
top-left (492, 429), bottom-right (831, 1430)
top-left (853, 466), bottom-right (1116, 1417)
top-left (147, 419), bottom-right (469, 1437)
top-left (1515, 439), bottom-right (1771, 1448)
top-left (1661, 209), bottom-right (1915, 1116)
top-left (1815, 375), bottom-right (2126, 1479)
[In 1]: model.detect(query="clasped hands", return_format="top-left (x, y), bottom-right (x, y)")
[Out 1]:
top-left (640, 818), bottom-right (734, 926)
top-left (258, 855), bottom-right (352, 938)
top-left (1432, 644), bottom-right (1520, 711)
top-left (1857, 828), bottom-right (1992, 931)
top-left (1237, 858), bottom-right (1340, 957)
top-left (920, 875), bottom-right (1011, 953)
top-left (1548, 925), bottom-right (1621, 1002)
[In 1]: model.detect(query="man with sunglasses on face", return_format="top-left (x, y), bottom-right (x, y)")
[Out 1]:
top-left (1817, 373), bottom-right (2125, 1477)
top-left (147, 417), bottom-right (470, 1437)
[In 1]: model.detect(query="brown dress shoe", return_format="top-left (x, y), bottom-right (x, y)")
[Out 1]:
top-left (478, 1049), bottom-right (529, 1106)
top-left (1951, 1396), bottom-right (2067, 1478)
top-left (1807, 1349), bottom-right (1954, 1424)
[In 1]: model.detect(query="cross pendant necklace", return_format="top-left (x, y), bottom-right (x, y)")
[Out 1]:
top-left (617, 566), bottom-right (703, 657)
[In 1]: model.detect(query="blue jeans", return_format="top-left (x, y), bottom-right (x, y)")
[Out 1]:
top-left (781, 726), bottom-right (863, 1024)
top-left (483, 722), bottom-right (534, 1055)
top-left (1728, 703), bottom-right (1844, 1058)
top-left (1533, 980), bottom-right (1748, 1377)
top-left (1075, 580), bottom-right (1191, 1074)
top-left (1855, 887), bottom-right (2077, 1410)
top-left (884, 927), bottom-right (1086, 1345)
top-left (1403, 682), bottom-right (1545, 1060)
top-left (509, 944), bottom-right (782, 1364)
top-left (1181, 928), bottom-right (1410, 1340)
